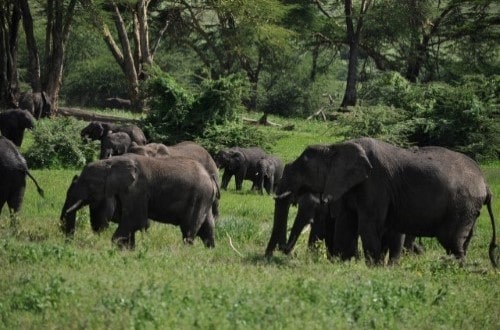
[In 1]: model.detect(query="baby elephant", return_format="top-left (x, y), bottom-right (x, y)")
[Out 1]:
top-left (81, 121), bottom-right (147, 146)
top-left (256, 155), bottom-right (284, 195)
top-left (100, 131), bottom-right (132, 159)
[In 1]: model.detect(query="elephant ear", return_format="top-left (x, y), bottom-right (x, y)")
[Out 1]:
top-left (104, 157), bottom-right (138, 197)
top-left (324, 141), bottom-right (372, 202)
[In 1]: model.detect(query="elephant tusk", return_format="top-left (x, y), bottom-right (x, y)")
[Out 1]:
top-left (65, 200), bottom-right (84, 215)
top-left (274, 191), bottom-right (292, 200)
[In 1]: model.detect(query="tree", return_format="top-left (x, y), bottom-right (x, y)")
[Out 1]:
top-left (80, 0), bottom-right (170, 111)
top-left (0, 0), bottom-right (21, 107)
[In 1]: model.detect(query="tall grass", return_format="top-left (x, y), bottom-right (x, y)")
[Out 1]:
top-left (1, 119), bottom-right (499, 329)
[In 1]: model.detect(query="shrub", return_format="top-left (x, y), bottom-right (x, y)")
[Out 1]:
top-left (25, 117), bottom-right (97, 169)
top-left (143, 68), bottom-right (265, 150)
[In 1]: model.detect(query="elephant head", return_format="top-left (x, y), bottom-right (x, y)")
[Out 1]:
top-left (99, 131), bottom-right (132, 159)
top-left (62, 157), bottom-right (138, 221)
top-left (214, 149), bottom-right (231, 168)
top-left (265, 142), bottom-right (372, 257)
top-left (81, 121), bottom-right (107, 140)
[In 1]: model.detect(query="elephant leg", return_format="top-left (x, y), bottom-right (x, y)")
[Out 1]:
top-left (437, 219), bottom-right (474, 262)
top-left (221, 171), bottom-right (232, 190)
top-left (358, 219), bottom-right (384, 266)
top-left (7, 180), bottom-right (26, 214)
top-left (331, 211), bottom-right (358, 261)
top-left (382, 230), bottom-right (404, 265)
top-left (112, 225), bottom-right (135, 249)
top-left (197, 213), bottom-right (215, 248)
top-left (234, 171), bottom-right (244, 190)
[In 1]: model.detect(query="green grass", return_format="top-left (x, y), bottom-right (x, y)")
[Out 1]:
top-left (1, 119), bottom-right (499, 329)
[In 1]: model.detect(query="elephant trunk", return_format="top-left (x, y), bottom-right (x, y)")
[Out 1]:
top-left (265, 195), bottom-right (292, 257)
top-left (60, 199), bottom-right (80, 236)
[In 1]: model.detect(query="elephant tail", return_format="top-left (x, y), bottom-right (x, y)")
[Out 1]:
top-left (26, 170), bottom-right (45, 197)
top-left (485, 188), bottom-right (497, 267)
top-left (211, 174), bottom-right (220, 220)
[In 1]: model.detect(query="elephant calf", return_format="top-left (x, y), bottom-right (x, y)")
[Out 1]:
top-left (214, 147), bottom-right (267, 191)
top-left (81, 121), bottom-right (147, 146)
top-left (256, 155), bottom-right (284, 195)
top-left (100, 132), bottom-right (132, 159)
top-left (61, 154), bottom-right (219, 248)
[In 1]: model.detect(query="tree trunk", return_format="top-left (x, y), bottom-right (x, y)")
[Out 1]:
top-left (0, 1), bottom-right (21, 107)
top-left (19, 0), bottom-right (42, 93)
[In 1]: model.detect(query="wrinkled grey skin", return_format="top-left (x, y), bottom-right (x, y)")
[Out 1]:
top-left (104, 97), bottom-right (131, 110)
top-left (266, 137), bottom-right (497, 267)
top-left (60, 175), bottom-right (120, 236)
top-left (62, 154), bottom-right (219, 248)
top-left (129, 142), bottom-right (169, 157)
top-left (0, 109), bottom-right (35, 147)
top-left (0, 136), bottom-right (44, 215)
top-left (81, 121), bottom-right (147, 146)
top-left (214, 147), bottom-right (267, 191)
top-left (256, 155), bottom-right (284, 195)
top-left (100, 132), bottom-right (132, 159)
top-left (18, 92), bottom-right (52, 119)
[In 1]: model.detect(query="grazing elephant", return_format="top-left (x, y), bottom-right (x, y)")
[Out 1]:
top-left (0, 136), bottom-right (44, 215)
top-left (104, 97), bottom-right (132, 110)
top-left (81, 121), bottom-right (147, 146)
top-left (18, 91), bottom-right (52, 119)
top-left (129, 142), bottom-right (169, 157)
top-left (266, 138), bottom-right (497, 267)
top-left (256, 155), bottom-right (284, 194)
top-left (60, 175), bottom-right (120, 236)
top-left (214, 147), bottom-right (267, 191)
top-left (100, 131), bottom-right (132, 159)
top-left (61, 154), bottom-right (219, 248)
top-left (0, 109), bottom-right (35, 147)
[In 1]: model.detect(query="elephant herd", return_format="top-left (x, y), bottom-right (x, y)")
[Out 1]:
top-left (0, 115), bottom-right (497, 267)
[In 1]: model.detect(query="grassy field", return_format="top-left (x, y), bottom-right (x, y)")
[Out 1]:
top-left (0, 118), bottom-right (499, 329)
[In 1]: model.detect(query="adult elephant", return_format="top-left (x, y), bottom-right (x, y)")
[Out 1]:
top-left (61, 154), bottom-right (219, 248)
top-left (61, 142), bottom-right (220, 236)
top-left (0, 136), bottom-right (44, 215)
top-left (256, 155), bottom-right (284, 195)
top-left (214, 147), bottom-right (267, 191)
top-left (60, 175), bottom-right (119, 236)
top-left (266, 138), bottom-right (497, 267)
top-left (0, 109), bottom-right (36, 147)
top-left (100, 132), bottom-right (132, 159)
top-left (18, 91), bottom-right (52, 119)
top-left (81, 121), bottom-right (147, 146)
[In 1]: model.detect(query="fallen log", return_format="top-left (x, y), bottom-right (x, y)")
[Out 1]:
top-left (57, 107), bottom-right (140, 124)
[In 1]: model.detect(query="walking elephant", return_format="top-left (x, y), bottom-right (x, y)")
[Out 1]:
top-left (266, 138), bottom-right (497, 267)
top-left (0, 136), bottom-right (44, 215)
top-left (100, 132), bottom-right (132, 159)
top-left (18, 91), bottom-right (52, 119)
top-left (61, 154), bottom-right (219, 248)
top-left (214, 147), bottom-right (267, 191)
top-left (0, 109), bottom-right (35, 147)
top-left (81, 121), bottom-right (147, 145)
top-left (256, 155), bottom-right (284, 195)
top-left (60, 175), bottom-right (119, 236)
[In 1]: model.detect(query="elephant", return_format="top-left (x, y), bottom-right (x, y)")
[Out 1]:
top-left (100, 131), bottom-right (132, 159)
top-left (81, 121), bottom-right (147, 146)
top-left (60, 175), bottom-right (120, 236)
top-left (0, 136), bottom-right (44, 215)
top-left (61, 154), bottom-right (219, 248)
top-left (0, 109), bottom-right (35, 147)
top-left (104, 97), bottom-right (132, 110)
top-left (18, 91), bottom-right (52, 119)
top-left (266, 137), bottom-right (497, 267)
top-left (256, 155), bottom-right (284, 194)
top-left (128, 142), bottom-right (169, 157)
top-left (214, 147), bottom-right (267, 191)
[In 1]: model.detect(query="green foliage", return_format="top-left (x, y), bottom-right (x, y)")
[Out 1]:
top-left (60, 56), bottom-right (127, 107)
top-left (355, 72), bottom-right (499, 160)
top-left (24, 117), bottom-right (97, 169)
top-left (197, 121), bottom-right (269, 155)
top-left (143, 68), bottom-right (265, 149)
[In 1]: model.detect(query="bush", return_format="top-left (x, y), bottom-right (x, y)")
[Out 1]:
top-left (143, 68), bottom-right (265, 150)
top-left (25, 117), bottom-right (97, 169)
top-left (355, 73), bottom-right (499, 160)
